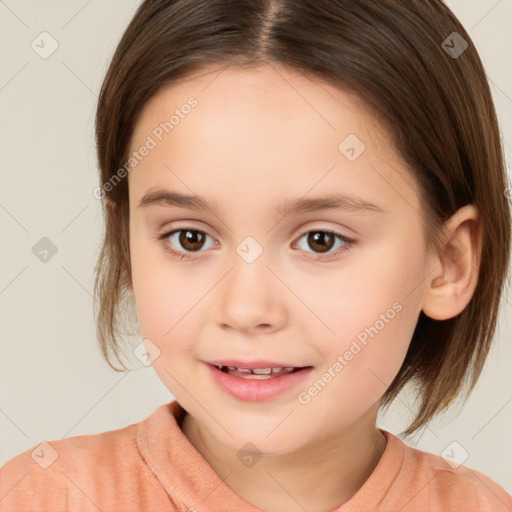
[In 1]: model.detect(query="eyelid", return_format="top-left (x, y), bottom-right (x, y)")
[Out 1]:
top-left (156, 223), bottom-right (353, 245)
top-left (158, 219), bottom-right (355, 240)
top-left (293, 228), bottom-right (355, 260)
top-left (157, 223), bottom-right (357, 262)
top-left (156, 227), bottom-right (218, 250)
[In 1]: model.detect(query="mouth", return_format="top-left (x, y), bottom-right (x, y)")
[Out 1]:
top-left (208, 358), bottom-right (313, 377)
top-left (212, 364), bottom-right (308, 379)
top-left (206, 361), bottom-right (313, 402)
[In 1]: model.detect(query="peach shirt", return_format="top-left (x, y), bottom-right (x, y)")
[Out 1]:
top-left (1, 400), bottom-right (511, 511)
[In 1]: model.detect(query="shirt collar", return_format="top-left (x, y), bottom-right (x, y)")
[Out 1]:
top-left (137, 400), bottom-right (403, 511)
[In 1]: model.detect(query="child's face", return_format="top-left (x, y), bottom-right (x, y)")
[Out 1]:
top-left (128, 63), bottom-right (429, 455)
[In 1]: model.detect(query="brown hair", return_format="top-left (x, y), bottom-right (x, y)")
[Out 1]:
top-left (94, 0), bottom-right (511, 436)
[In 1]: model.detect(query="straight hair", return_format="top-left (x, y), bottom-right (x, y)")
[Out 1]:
top-left (94, 0), bottom-right (511, 436)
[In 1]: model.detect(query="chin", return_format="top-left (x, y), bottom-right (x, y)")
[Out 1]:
top-left (219, 421), bottom-right (307, 456)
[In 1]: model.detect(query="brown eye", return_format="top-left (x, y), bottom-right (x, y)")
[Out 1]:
top-left (159, 227), bottom-right (354, 262)
top-left (294, 229), bottom-right (354, 260)
top-left (306, 231), bottom-right (336, 253)
top-left (178, 229), bottom-right (206, 251)
top-left (161, 228), bottom-right (216, 255)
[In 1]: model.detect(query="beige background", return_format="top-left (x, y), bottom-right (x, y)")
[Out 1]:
top-left (1, 0), bottom-right (511, 494)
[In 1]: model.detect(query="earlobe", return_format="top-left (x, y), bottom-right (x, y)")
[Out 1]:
top-left (421, 204), bottom-right (482, 321)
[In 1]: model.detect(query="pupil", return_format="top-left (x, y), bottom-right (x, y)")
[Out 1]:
top-left (308, 231), bottom-right (334, 253)
top-left (180, 230), bottom-right (204, 251)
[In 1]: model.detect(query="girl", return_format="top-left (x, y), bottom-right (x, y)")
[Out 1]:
top-left (1, 1), bottom-right (511, 511)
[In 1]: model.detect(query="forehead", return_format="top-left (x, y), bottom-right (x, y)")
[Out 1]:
top-left (139, 63), bottom-right (384, 143)
top-left (127, 63), bottom-right (421, 218)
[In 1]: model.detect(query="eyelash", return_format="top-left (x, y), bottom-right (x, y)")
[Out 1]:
top-left (156, 227), bottom-right (356, 262)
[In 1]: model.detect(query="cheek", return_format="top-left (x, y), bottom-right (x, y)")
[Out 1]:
top-left (133, 271), bottom-right (200, 353)
top-left (130, 222), bottom-right (196, 345)
top-left (309, 234), bottom-right (425, 382)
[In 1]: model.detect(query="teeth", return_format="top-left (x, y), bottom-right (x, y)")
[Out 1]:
top-left (216, 365), bottom-right (298, 375)
top-left (238, 374), bottom-right (274, 379)
top-left (224, 366), bottom-right (250, 373)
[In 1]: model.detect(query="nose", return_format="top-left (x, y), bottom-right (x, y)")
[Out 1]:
top-left (214, 253), bottom-right (287, 334)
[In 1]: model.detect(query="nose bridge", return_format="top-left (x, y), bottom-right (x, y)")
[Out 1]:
top-left (215, 236), bottom-right (284, 331)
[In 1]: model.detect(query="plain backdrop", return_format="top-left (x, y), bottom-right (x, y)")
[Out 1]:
top-left (1, 0), bottom-right (511, 495)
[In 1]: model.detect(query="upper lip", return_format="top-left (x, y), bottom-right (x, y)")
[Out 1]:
top-left (207, 360), bottom-right (309, 369)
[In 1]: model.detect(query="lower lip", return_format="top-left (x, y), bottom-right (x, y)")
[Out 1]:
top-left (206, 364), bottom-right (313, 402)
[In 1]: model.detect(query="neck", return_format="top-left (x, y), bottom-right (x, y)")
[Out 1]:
top-left (180, 403), bottom-right (387, 512)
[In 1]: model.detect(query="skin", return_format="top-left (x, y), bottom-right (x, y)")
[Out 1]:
top-left (126, 63), bottom-right (481, 512)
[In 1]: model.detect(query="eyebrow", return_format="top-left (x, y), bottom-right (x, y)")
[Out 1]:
top-left (138, 189), bottom-right (387, 217)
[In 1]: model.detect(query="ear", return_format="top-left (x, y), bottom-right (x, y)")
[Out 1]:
top-left (421, 204), bottom-right (482, 321)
